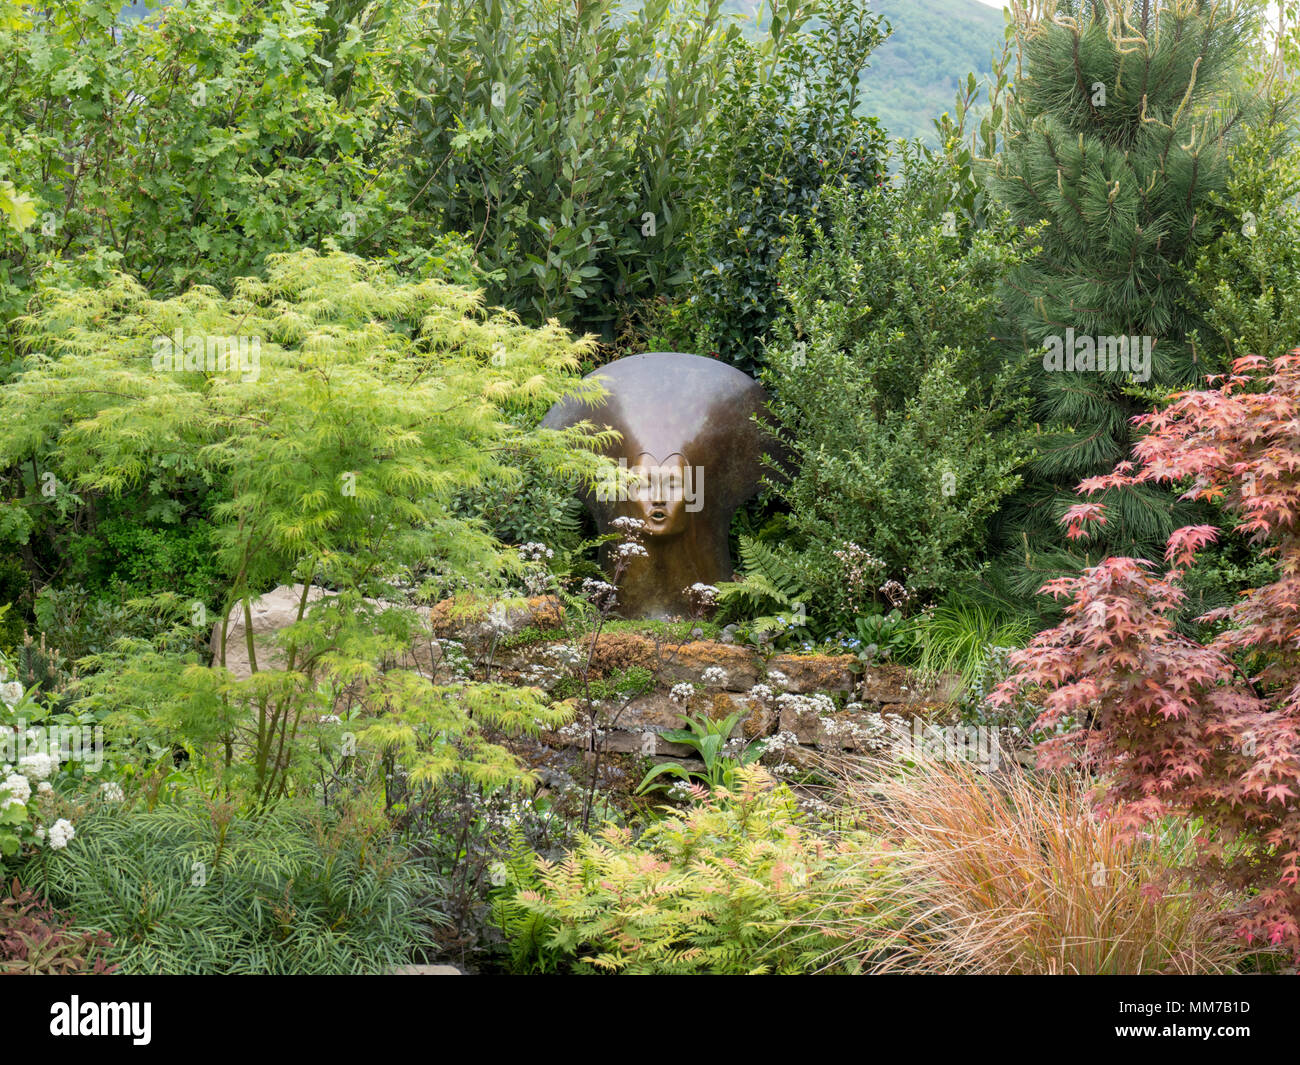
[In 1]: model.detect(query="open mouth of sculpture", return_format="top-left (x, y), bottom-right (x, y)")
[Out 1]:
top-left (649, 508), bottom-right (667, 522)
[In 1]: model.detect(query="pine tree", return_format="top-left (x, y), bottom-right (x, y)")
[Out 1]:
top-left (991, 0), bottom-right (1265, 594)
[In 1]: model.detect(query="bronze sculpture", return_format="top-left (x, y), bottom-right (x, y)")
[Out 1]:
top-left (542, 352), bottom-right (774, 618)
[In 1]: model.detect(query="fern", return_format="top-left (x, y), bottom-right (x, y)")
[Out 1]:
top-left (497, 768), bottom-right (908, 974)
top-left (716, 535), bottom-right (811, 624)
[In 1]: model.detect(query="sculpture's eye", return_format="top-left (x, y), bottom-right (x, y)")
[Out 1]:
top-left (628, 466), bottom-right (652, 500)
top-left (655, 469), bottom-right (683, 501)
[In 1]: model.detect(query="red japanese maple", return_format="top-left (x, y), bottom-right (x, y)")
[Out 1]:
top-left (991, 352), bottom-right (1300, 954)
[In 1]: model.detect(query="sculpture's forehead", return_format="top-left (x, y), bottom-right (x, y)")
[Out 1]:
top-left (585, 354), bottom-right (767, 452)
top-left (630, 451), bottom-right (687, 467)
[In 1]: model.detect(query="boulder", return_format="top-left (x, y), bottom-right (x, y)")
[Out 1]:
top-left (210, 584), bottom-right (332, 680)
top-left (858, 664), bottom-right (962, 709)
top-left (768, 652), bottom-right (856, 692)
top-left (430, 594), bottom-right (564, 656)
top-left (210, 584), bottom-right (443, 681)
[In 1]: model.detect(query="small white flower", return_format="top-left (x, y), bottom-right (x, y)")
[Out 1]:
top-left (700, 666), bottom-right (728, 686)
top-left (37, 781), bottom-right (53, 795)
top-left (47, 818), bottom-right (75, 850)
top-left (0, 681), bottom-right (23, 707)
top-left (767, 670), bottom-right (789, 689)
top-left (99, 782), bottom-right (125, 803)
top-left (488, 861), bottom-right (508, 887)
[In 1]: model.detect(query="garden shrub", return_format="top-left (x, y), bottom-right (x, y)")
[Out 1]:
top-left (758, 152), bottom-right (1028, 622)
top-left (0, 248), bottom-right (606, 804)
top-left (993, 349), bottom-right (1300, 957)
top-left (0, 651), bottom-right (129, 867)
top-left (396, 0), bottom-right (741, 334)
top-left (0, 0), bottom-right (426, 351)
top-left (0, 0), bottom-right (477, 643)
top-left (499, 767), bottom-right (905, 974)
top-left (989, 0), bottom-right (1266, 588)
top-left (653, 0), bottom-right (888, 372)
top-left (18, 798), bottom-right (443, 975)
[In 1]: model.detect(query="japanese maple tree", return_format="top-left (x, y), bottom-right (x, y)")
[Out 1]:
top-left (992, 351), bottom-right (1300, 955)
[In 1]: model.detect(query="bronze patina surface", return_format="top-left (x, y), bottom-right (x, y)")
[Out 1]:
top-left (542, 352), bottom-right (774, 618)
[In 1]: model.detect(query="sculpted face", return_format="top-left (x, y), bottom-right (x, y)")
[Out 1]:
top-left (626, 453), bottom-right (697, 538)
top-left (542, 353), bottom-right (775, 618)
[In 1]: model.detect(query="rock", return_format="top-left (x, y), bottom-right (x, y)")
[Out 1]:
top-left (542, 724), bottom-right (695, 759)
top-left (858, 664), bottom-right (962, 708)
top-left (778, 698), bottom-right (824, 745)
top-left (612, 691), bottom-right (689, 730)
top-left (389, 964), bottom-right (464, 975)
top-left (211, 584), bottom-right (332, 680)
top-left (768, 653), bottom-right (856, 693)
top-left (661, 641), bottom-right (761, 689)
top-left (614, 689), bottom-right (761, 734)
top-left (430, 594), bottom-right (564, 656)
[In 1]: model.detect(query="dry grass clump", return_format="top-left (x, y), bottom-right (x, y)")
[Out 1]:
top-left (816, 757), bottom-right (1248, 974)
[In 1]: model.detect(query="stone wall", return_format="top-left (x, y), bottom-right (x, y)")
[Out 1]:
top-left (212, 588), bottom-right (960, 763)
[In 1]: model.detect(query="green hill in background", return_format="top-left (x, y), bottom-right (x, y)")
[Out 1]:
top-left (863, 0), bottom-right (1006, 143)
top-left (692, 1), bottom-right (1008, 144)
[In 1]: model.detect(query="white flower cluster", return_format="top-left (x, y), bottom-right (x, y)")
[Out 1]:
top-left (610, 516), bottom-right (646, 535)
top-left (775, 691), bottom-right (836, 718)
top-left (613, 542), bottom-right (648, 562)
top-left (546, 642), bottom-right (583, 668)
top-left (700, 666), bottom-right (728, 687)
top-left (879, 579), bottom-right (912, 609)
top-left (766, 669), bottom-right (789, 690)
top-left (485, 603), bottom-right (511, 635)
top-left (517, 542), bottom-right (554, 563)
top-left (1, 770), bottom-right (31, 809)
top-left (0, 660), bottom-right (22, 708)
top-left (0, 752), bottom-right (82, 853)
top-left (762, 730), bottom-right (803, 777)
top-left (668, 682), bottom-right (696, 705)
top-left (99, 781), bottom-right (125, 803)
top-left (556, 720), bottom-right (604, 743)
top-left (665, 780), bottom-right (695, 802)
top-left (581, 578), bottom-right (618, 611)
top-left (47, 818), bottom-right (74, 850)
top-left (17, 750), bottom-right (56, 782)
top-left (684, 582), bottom-right (719, 615)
